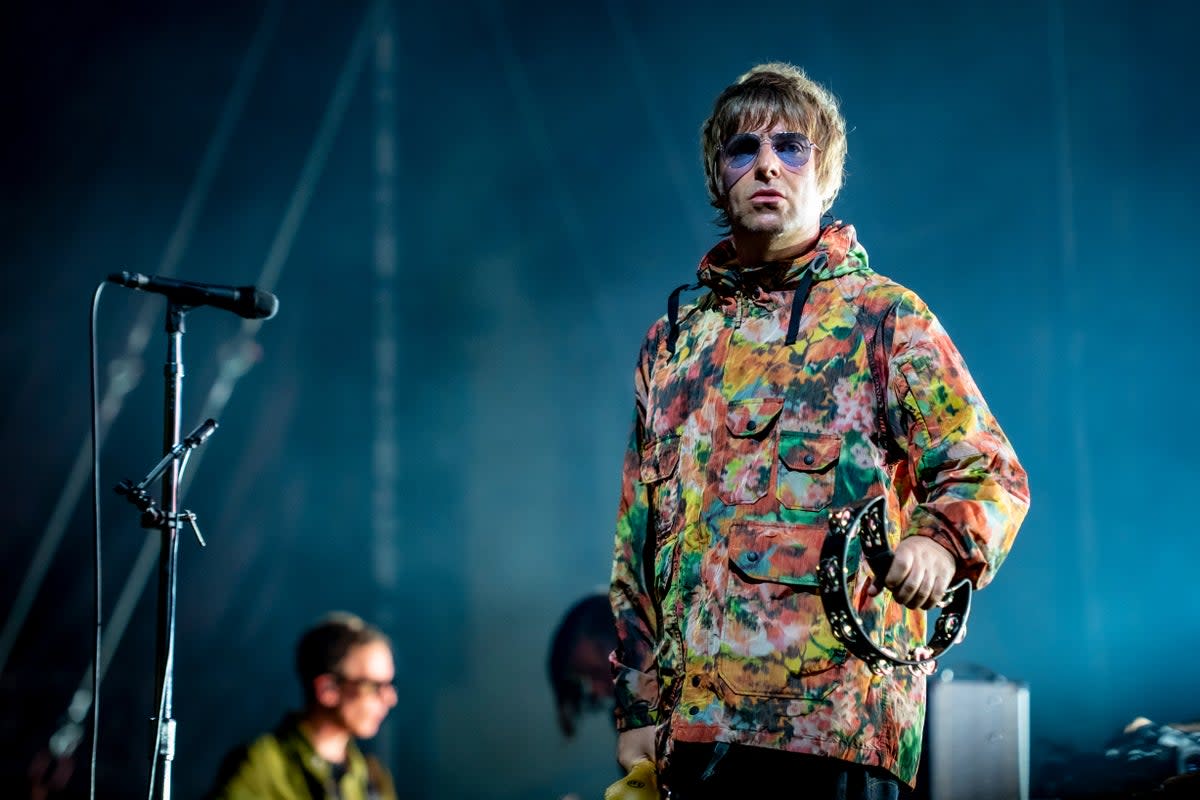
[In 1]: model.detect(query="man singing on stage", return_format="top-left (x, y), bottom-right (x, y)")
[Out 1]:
top-left (608, 62), bottom-right (1029, 798)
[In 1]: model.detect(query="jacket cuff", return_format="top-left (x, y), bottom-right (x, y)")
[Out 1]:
top-left (611, 657), bottom-right (659, 731)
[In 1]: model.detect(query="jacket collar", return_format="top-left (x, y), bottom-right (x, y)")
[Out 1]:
top-left (276, 712), bottom-right (370, 787)
top-left (697, 222), bottom-right (866, 294)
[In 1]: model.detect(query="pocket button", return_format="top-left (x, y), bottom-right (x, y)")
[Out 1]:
top-left (804, 453), bottom-right (815, 465)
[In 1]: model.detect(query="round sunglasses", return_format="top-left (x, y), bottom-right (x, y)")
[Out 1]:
top-left (719, 131), bottom-right (819, 189)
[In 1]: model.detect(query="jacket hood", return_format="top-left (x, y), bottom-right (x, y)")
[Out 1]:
top-left (696, 222), bottom-right (869, 294)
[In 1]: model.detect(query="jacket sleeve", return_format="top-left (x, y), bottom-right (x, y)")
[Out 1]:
top-left (884, 293), bottom-right (1031, 589)
top-left (609, 331), bottom-right (661, 731)
top-left (206, 742), bottom-right (274, 800)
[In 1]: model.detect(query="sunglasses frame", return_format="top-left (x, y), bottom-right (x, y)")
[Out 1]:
top-left (719, 131), bottom-right (820, 171)
top-left (332, 672), bottom-right (396, 697)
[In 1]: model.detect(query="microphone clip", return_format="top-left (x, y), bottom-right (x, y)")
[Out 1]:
top-left (113, 418), bottom-right (217, 547)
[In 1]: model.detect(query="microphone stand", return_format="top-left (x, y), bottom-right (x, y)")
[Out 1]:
top-left (113, 301), bottom-right (215, 800)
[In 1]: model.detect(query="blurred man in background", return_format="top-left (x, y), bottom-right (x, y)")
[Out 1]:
top-left (547, 593), bottom-right (624, 800)
top-left (548, 592), bottom-right (618, 739)
top-left (209, 612), bottom-right (398, 800)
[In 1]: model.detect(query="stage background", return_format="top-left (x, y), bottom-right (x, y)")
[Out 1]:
top-left (2, 1), bottom-right (1197, 797)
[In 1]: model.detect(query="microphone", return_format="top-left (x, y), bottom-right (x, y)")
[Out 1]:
top-left (107, 272), bottom-right (279, 320)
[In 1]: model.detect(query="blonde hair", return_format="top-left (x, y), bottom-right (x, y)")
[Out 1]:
top-left (700, 62), bottom-right (848, 222)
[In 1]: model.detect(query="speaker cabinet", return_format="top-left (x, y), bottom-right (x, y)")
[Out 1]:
top-left (927, 679), bottom-right (1030, 800)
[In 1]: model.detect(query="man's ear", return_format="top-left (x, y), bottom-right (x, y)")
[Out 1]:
top-left (313, 674), bottom-right (341, 708)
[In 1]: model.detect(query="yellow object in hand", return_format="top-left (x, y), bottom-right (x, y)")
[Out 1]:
top-left (603, 759), bottom-right (659, 800)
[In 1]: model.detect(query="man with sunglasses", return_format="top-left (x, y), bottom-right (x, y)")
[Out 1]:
top-left (209, 612), bottom-right (398, 800)
top-left (609, 63), bottom-right (1029, 799)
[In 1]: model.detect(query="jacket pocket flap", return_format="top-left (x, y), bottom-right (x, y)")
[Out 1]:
top-left (725, 397), bottom-right (784, 437)
top-left (778, 432), bottom-right (841, 471)
top-left (727, 520), bottom-right (824, 586)
top-left (639, 435), bottom-right (680, 483)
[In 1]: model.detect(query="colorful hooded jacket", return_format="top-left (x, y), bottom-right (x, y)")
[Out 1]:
top-left (609, 223), bottom-right (1029, 785)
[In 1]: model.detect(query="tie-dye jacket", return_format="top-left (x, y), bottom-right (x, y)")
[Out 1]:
top-left (609, 223), bottom-right (1029, 785)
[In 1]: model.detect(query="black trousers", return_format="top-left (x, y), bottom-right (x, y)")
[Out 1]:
top-left (664, 743), bottom-right (902, 800)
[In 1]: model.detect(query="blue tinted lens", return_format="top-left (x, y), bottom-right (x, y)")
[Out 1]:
top-left (722, 133), bottom-right (762, 169)
top-left (722, 132), bottom-right (813, 173)
top-left (772, 133), bottom-right (813, 168)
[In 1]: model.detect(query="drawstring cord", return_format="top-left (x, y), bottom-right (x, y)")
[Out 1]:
top-left (665, 281), bottom-right (700, 356)
top-left (783, 254), bottom-right (824, 345)
top-left (668, 252), bottom-right (826, 354)
top-left (783, 268), bottom-right (814, 346)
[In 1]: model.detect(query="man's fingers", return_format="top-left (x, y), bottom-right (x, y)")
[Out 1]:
top-left (616, 727), bottom-right (656, 772)
top-left (886, 547), bottom-right (925, 606)
top-left (890, 565), bottom-right (920, 606)
top-left (876, 537), bottom-right (958, 609)
top-left (883, 552), bottom-right (912, 595)
top-left (909, 563), bottom-right (955, 609)
top-left (892, 568), bottom-right (950, 609)
top-left (925, 573), bottom-right (953, 610)
top-left (917, 573), bottom-right (940, 609)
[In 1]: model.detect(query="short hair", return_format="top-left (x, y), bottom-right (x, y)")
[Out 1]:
top-left (700, 62), bottom-right (848, 224)
top-left (546, 593), bottom-right (616, 737)
top-left (294, 612), bottom-right (390, 705)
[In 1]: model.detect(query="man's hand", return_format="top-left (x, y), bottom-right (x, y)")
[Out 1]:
top-left (616, 726), bottom-right (656, 772)
top-left (867, 536), bottom-right (956, 610)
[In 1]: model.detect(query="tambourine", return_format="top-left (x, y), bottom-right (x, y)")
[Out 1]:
top-left (818, 496), bottom-right (971, 675)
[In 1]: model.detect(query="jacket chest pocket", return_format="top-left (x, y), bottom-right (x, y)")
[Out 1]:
top-left (639, 434), bottom-right (682, 544)
top-left (714, 398), bottom-right (784, 505)
top-left (777, 432), bottom-right (840, 511)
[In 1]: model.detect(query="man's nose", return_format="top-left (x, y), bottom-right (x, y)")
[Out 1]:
top-left (754, 143), bottom-right (782, 177)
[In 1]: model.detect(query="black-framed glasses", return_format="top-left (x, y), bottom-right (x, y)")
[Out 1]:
top-left (333, 673), bottom-right (396, 697)
top-left (719, 131), bottom-right (819, 172)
